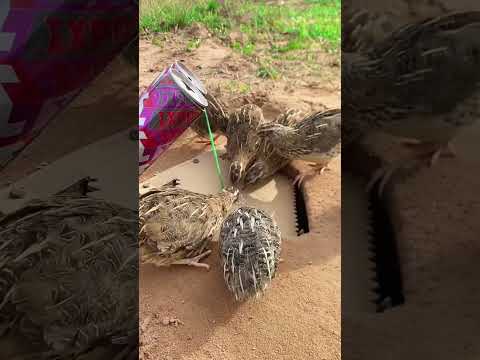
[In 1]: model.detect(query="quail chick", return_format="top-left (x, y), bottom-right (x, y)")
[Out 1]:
top-left (190, 91), bottom-right (229, 147)
top-left (257, 109), bottom-right (341, 185)
top-left (219, 207), bottom-right (281, 301)
top-left (139, 180), bottom-right (239, 270)
top-left (230, 108), bottom-right (300, 188)
top-left (0, 177), bottom-right (138, 359)
top-left (343, 11), bottom-right (480, 194)
top-left (224, 104), bottom-right (266, 186)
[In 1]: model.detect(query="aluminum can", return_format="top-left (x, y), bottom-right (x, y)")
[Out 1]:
top-left (139, 64), bottom-right (208, 174)
top-left (172, 61), bottom-right (207, 95)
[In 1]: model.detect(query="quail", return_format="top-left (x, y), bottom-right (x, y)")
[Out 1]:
top-left (223, 103), bottom-right (266, 187)
top-left (139, 180), bottom-right (239, 270)
top-left (219, 207), bottom-right (282, 301)
top-left (0, 177), bottom-right (138, 359)
top-left (343, 11), bottom-right (480, 194)
top-left (227, 108), bottom-right (299, 188)
top-left (257, 109), bottom-right (341, 185)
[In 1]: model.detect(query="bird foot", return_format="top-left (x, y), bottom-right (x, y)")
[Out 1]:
top-left (429, 142), bottom-right (457, 167)
top-left (365, 165), bottom-right (398, 197)
top-left (293, 165), bottom-right (329, 187)
top-left (397, 137), bottom-right (423, 146)
top-left (172, 250), bottom-right (212, 270)
top-left (400, 140), bottom-right (457, 166)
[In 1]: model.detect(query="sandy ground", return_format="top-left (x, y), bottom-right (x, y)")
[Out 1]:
top-left (139, 27), bottom-right (341, 360)
top-left (343, 1), bottom-right (480, 359)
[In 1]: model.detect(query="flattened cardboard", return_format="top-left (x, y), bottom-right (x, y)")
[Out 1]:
top-left (0, 130), bottom-right (137, 213)
top-left (139, 148), bottom-right (299, 238)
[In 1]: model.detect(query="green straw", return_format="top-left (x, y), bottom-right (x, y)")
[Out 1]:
top-left (203, 109), bottom-right (225, 190)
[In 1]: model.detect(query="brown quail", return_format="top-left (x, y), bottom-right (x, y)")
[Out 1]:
top-left (139, 180), bottom-right (239, 270)
top-left (256, 109), bottom-right (341, 185)
top-left (219, 207), bottom-right (281, 301)
top-left (343, 11), bottom-right (480, 194)
top-left (0, 178), bottom-right (138, 359)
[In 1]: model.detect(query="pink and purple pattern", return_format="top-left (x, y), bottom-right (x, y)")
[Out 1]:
top-left (139, 67), bottom-right (203, 173)
top-left (0, 0), bottom-right (137, 169)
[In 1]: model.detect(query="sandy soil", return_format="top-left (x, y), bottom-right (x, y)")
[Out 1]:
top-left (139, 27), bottom-right (341, 360)
top-left (343, 1), bottom-right (480, 359)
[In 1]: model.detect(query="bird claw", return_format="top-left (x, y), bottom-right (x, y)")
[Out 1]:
top-left (400, 139), bottom-right (457, 167)
top-left (293, 165), bottom-right (328, 187)
top-left (366, 166), bottom-right (396, 197)
top-left (398, 137), bottom-right (423, 146)
top-left (293, 173), bottom-right (307, 187)
top-left (172, 250), bottom-right (212, 270)
top-left (429, 143), bottom-right (457, 167)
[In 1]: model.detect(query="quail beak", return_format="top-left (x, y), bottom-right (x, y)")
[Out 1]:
top-left (233, 188), bottom-right (241, 201)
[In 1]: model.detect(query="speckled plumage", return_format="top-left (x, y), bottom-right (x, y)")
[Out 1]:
top-left (235, 108), bottom-right (301, 188)
top-left (139, 180), bottom-right (239, 270)
top-left (0, 178), bottom-right (138, 359)
top-left (219, 207), bottom-right (281, 301)
top-left (342, 8), bottom-right (401, 53)
top-left (257, 109), bottom-right (341, 163)
top-left (224, 104), bottom-right (266, 186)
top-left (254, 109), bottom-right (341, 185)
top-left (343, 11), bottom-right (480, 193)
top-left (344, 11), bottom-right (480, 145)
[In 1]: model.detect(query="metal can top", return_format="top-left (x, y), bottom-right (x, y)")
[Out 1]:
top-left (169, 66), bottom-right (208, 108)
top-left (173, 61), bottom-right (207, 95)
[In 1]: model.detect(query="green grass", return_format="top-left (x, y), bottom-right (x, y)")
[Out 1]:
top-left (141, 0), bottom-right (340, 48)
top-left (186, 38), bottom-right (201, 52)
top-left (226, 80), bottom-right (252, 94)
top-left (141, 0), bottom-right (340, 79)
top-left (257, 61), bottom-right (280, 80)
top-left (140, 0), bottom-right (229, 35)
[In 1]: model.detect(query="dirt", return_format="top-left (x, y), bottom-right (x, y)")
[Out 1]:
top-left (343, 1), bottom-right (480, 359)
top-left (139, 27), bottom-right (341, 360)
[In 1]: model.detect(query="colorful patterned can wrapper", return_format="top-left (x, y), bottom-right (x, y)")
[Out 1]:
top-left (0, 1), bottom-right (137, 170)
top-left (139, 63), bottom-right (208, 174)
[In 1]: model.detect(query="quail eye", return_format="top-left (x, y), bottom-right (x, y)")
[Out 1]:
top-left (229, 163), bottom-right (242, 184)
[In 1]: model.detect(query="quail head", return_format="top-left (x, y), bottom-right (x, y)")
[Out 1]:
top-left (219, 207), bottom-right (282, 301)
top-left (242, 148), bottom-right (291, 189)
top-left (224, 103), bottom-right (266, 186)
top-left (230, 108), bottom-right (300, 188)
